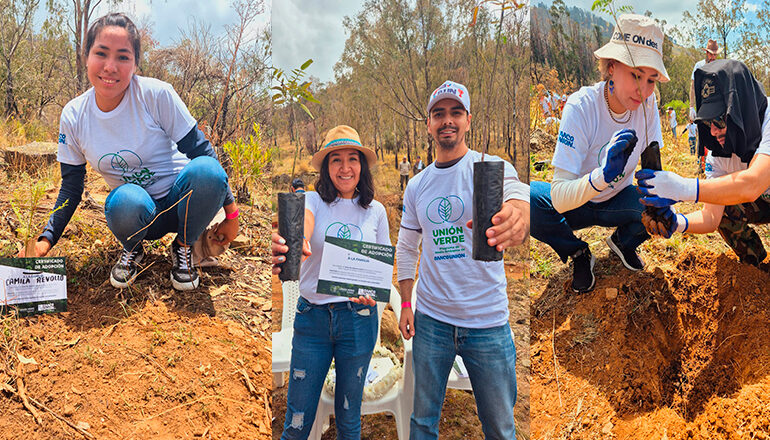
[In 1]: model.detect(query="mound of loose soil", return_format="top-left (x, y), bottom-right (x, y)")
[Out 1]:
top-left (532, 247), bottom-right (770, 439)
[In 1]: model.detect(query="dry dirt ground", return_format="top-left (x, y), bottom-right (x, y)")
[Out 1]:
top-left (531, 246), bottom-right (770, 439)
top-left (530, 119), bottom-right (770, 438)
top-left (0, 160), bottom-right (273, 439)
top-left (271, 148), bottom-right (530, 439)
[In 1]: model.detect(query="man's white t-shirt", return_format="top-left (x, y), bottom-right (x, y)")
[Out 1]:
top-left (687, 122), bottom-right (697, 139)
top-left (705, 98), bottom-right (770, 199)
top-left (669, 110), bottom-right (677, 129)
top-left (400, 150), bottom-right (529, 328)
top-left (300, 191), bottom-right (391, 305)
top-left (691, 59), bottom-right (707, 80)
top-left (552, 81), bottom-right (663, 203)
top-left (58, 75), bottom-right (195, 200)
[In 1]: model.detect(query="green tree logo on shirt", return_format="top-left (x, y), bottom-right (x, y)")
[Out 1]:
top-left (98, 150), bottom-right (157, 188)
top-left (325, 222), bottom-right (363, 240)
top-left (426, 196), bottom-right (465, 224)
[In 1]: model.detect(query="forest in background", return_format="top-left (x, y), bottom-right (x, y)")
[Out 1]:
top-left (272, 0), bottom-right (530, 181)
top-left (0, 0), bottom-right (273, 152)
top-left (532, 0), bottom-right (770, 114)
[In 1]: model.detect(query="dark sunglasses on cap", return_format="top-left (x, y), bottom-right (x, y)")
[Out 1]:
top-left (704, 113), bottom-right (727, 130)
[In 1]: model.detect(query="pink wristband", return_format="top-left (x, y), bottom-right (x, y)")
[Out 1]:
top-left (401, 301), bottom-right (412, 309)
top-left (225, 209), bottom-right (239, 220)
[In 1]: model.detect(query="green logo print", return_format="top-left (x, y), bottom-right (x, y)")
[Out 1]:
top-left (426, 196), bottom-right (464, 224)
top-left (325, 222), bottom-right (363, 240)
top-left (438, 198), bottom-right (452, 222)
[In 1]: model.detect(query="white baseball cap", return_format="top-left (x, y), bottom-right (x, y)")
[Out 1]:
top-left (427, 81), bottom-right (471, 114)
top-left (593, 14), bottom-right (670, 82)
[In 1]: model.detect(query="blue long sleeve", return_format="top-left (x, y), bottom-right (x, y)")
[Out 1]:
top-left (40, 163), bottom-right (85, 247)
top-left (176, 125), bottom-right (235, 206)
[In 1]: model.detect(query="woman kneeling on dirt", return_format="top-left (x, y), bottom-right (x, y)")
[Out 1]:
top-left (530, 14), bottom-right (669, 293)
top-left (272, 125), bottom-right (389, 439)
top-left (20, 13), bottom-right (239, 291)
top-left (639, 60), bottom-right (770, 267)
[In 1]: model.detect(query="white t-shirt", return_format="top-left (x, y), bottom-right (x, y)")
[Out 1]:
top-left (552, 81), bottom-right (663, 203)
top-left (541, 95), bottom-right (551, 114)
top-left (691, 59), bottom-right (707, 80)
top-left (669, 110), bottom-right (677, 128)
top-left (705, 98), bottom-right (770, 199)
top-left (687, 122), bottom-right (697, 139)
top-left (58, 75), bottom-right (195, 199)
top-left (400, 150), bottom-right (529, 328)
top-left (300, 191), bottom-right (391, 305)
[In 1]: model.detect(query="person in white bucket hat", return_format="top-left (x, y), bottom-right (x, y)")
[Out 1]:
top-left (530, 13), bottom-right (668, 293)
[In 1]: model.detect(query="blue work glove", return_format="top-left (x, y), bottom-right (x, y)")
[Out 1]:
top-left (589, 129), bottom-right (637, 192)
top-left (636, 169), bottom-right (699, 203)
top-left (642, 206), bottom-right (688, 238)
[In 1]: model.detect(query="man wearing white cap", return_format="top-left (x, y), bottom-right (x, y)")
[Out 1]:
top-left (395, 80), bottom-right (530, 439)
top-left (530, 14), bottom-right (668, 293)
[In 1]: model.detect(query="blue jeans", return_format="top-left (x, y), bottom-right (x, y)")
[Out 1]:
top-left (410, 311), bottom-right (516, 440)
top-left (281, 297), bottom-right (378, 440)
top-left (104, 156), bottom-right (228, 251)
top-left (689, 137), bottom-right (696, 155)
top-left (530, 180), bottom-right (648, 262)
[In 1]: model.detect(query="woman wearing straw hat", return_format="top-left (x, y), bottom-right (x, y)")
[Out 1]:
top-left (272, 125), bottom-right (390, 439)
top-left (530, 14), bottom-right (669, 293)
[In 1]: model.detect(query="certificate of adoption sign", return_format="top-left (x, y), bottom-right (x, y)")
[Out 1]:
top-left (316, 237), bottom-right (394, 302)
top-left (0, 257), bottom-right (67, 317)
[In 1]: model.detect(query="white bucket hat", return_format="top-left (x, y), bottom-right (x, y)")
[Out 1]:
top-left (594, 13), bottom-right (670, 82)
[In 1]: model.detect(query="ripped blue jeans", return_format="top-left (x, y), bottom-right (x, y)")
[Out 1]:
top-left (281, 296), bottom-right (378, 440)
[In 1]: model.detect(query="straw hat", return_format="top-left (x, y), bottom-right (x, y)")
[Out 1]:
top-left (593, 14), bottom-right (670, 82)
top-left (310, 125), bottom-right (377, 171)
top-left (705, 39), bottom-right (722, 55)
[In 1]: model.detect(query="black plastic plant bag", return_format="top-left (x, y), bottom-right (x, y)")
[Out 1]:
top-left (472, 161), bottom-right (504, 261)
top-left (640, 141), bottom-right (672, 230)
top-left (277, 192), bottom-right (305, 281)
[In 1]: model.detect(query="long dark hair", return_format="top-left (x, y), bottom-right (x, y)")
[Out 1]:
top-left (316, 151), bottom-right (374, 208)
top-left (84, 13), bottom-right (141, 67)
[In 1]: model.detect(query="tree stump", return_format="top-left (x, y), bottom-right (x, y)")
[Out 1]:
top-left (3, 142), bottom-right (58, 175)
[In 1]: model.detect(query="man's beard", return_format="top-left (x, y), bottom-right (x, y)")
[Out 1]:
top-left (437, 133), bottom-right (463, 150)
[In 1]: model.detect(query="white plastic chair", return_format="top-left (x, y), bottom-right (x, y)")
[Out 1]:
top-left (310, 285), bottom-right (414, 440)
top-left (272, 280), bottom-right (301, 387)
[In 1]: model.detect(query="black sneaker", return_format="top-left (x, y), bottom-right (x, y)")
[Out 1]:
top-left (606, 232), bottom-right (644, 271)
top-left (110, 246), bottom-right (145, 288)
top-left (571, 247), bottom-right (596, 293)
top-left (170, 240), bottom-right (199, 291)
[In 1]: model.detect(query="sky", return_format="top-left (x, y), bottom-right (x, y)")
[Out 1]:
top-left (559, 0), bottom-right (763, 43)
top-left (271, 0), bottom-right (366, 83)
top-left (34, 0), bottom-right (270, 47)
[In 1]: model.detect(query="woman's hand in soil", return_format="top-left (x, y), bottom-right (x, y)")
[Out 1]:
top-left (466, 199), bottom-right (530, 251)
top-left (271, 232), bottom-right (311, 274)
top-left (212, 218), bottom-right (239, 246)
top-left (349, 295), bottom-right (376, 306)
top-left (17, 238), bottom-right (51, 258)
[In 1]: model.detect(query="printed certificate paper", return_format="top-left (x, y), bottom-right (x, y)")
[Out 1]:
top-left (0, 257), bottom-right (67, 317)
top-left (317, 237), bottom-right (394, 302)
